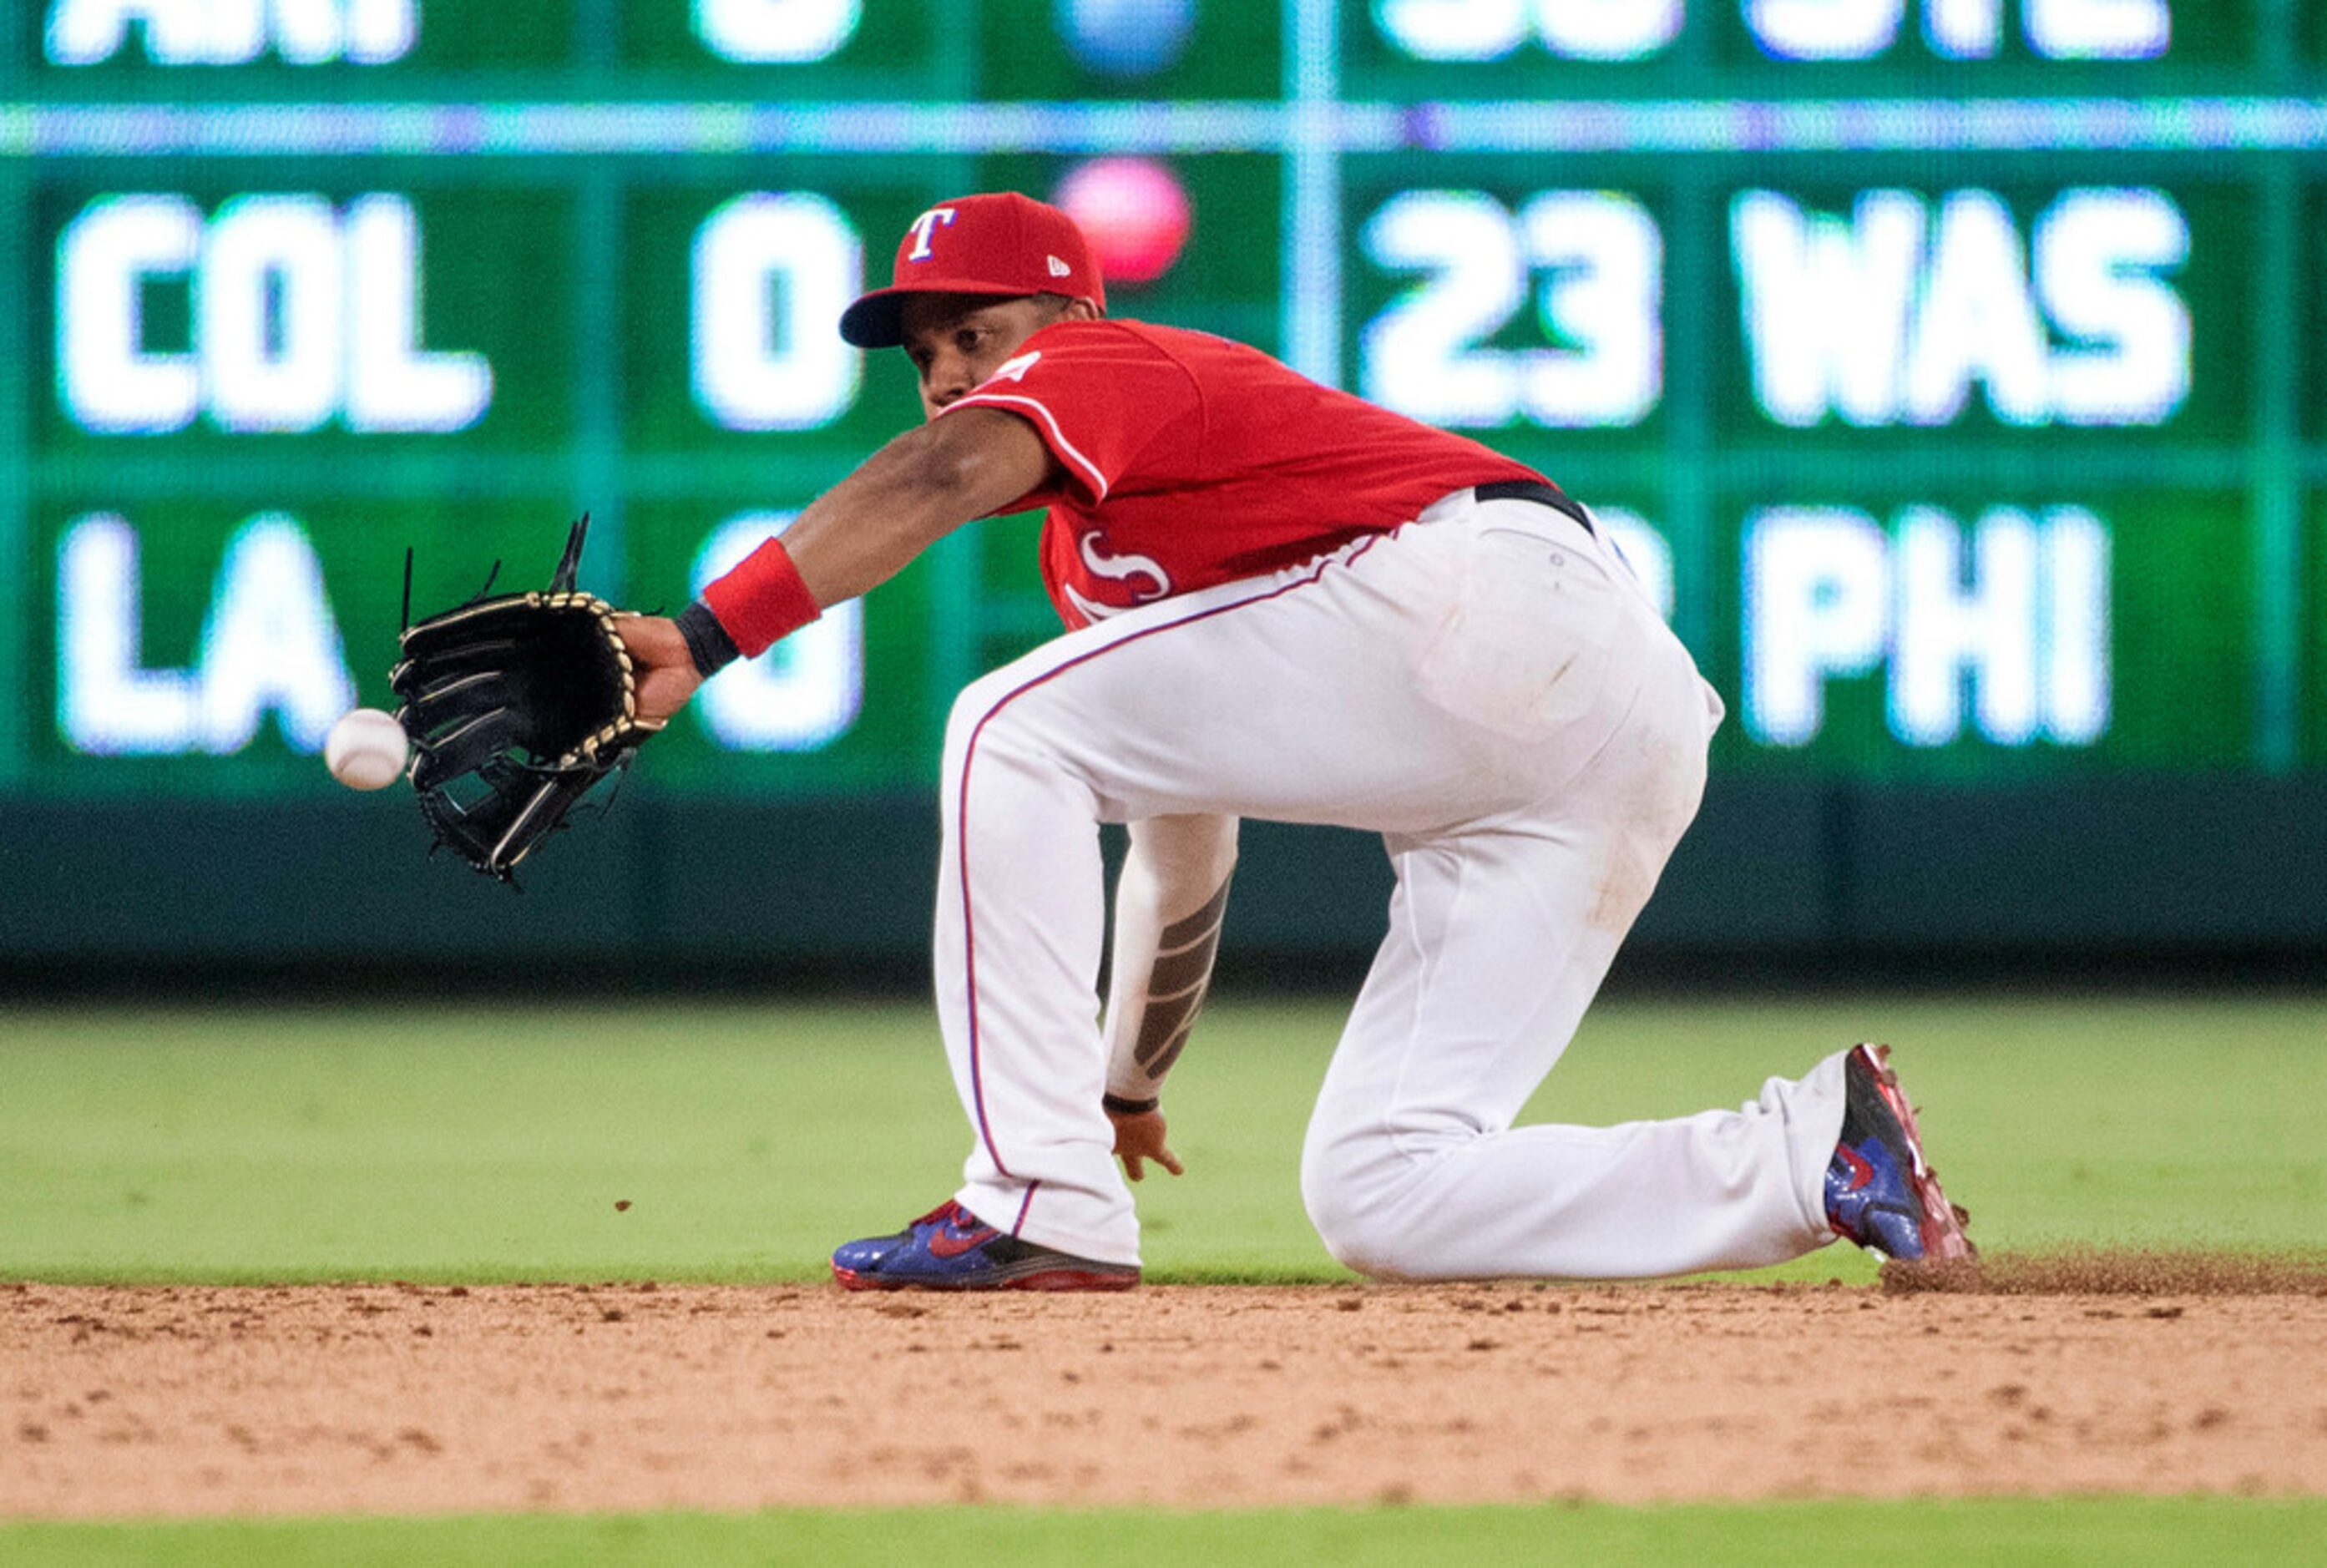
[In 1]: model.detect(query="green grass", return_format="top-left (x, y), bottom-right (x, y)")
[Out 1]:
top-left (6, 1496), bottom-right (2323, 1565)
top-left (1, 994), bottom-right (2321, 1283)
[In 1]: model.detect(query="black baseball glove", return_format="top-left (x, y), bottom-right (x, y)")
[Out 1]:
top-left (389, 514), bottom-right (662, 883)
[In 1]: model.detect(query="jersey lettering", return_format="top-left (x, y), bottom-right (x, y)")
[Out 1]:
top-left (1062, 531), bottom-right (1171, 621)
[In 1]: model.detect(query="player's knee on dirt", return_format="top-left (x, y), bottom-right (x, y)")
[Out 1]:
top-left (1301, 1137), bottom-right (1433, 1281)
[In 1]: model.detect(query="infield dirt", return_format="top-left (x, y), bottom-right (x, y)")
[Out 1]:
top-left (3, 1257), bottom-right (2324, 1518)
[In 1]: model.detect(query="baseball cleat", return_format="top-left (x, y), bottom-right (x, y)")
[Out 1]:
top-left (1824, 1043), bottom-right (1975, 1263)
top-left (831, 1200), bottom-right (1140, 1292)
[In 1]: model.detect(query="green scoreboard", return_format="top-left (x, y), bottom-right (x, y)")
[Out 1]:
top-left (5, 1), bottom-right (2325, 959)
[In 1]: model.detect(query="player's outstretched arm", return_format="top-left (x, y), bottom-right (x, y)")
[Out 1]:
top-left (1101, 813), bottom-right (1240, 1180)
top-left (777, 406), bottom-right (1050, 608)
top-left (625, 407), bottom-right (1053, 724)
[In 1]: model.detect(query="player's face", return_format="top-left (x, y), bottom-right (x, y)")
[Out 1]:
top-left (899, 293), bottom-right (1066, 421)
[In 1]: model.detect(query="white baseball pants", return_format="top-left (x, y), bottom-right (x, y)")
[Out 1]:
top-left (934, 489), bottom-right (1847, 1278)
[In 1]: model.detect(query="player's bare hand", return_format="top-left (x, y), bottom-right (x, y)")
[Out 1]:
top-left (1107, 1106), bottom-right (1184, 1181)
top-left (616, 615), bottom-right (705, 725)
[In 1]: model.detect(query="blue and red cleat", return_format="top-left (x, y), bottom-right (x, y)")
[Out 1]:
top-left (831, 1201), bottom-right (1141, 1292)
top-left (1825, 1043), bottom-right (1976, 1263)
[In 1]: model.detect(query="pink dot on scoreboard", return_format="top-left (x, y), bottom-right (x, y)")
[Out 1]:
top-left (1055, 158), bottom-right (1191, 286)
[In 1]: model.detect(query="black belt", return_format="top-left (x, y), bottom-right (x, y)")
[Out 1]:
top-left (1474, 478), bottom-right (1593, 536)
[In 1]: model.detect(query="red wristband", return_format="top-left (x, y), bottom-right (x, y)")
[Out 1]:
top-left (700, 537), bottom-right (822, 658)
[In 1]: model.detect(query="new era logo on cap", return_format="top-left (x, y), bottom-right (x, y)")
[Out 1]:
top-left (837, 191), bottom-right (1107, 348)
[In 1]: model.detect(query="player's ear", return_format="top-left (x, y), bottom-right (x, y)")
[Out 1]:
top-left (1065, 296), bottom-right (1102, 322)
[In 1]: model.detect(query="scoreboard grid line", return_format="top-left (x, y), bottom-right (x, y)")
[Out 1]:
top-left (1662, 164), bottom-right (1717, 663)
top-left (1282, 0), bottom-right (1340, 386)
top-left (0, 0), bottom-right (20, 781)
top-left (28, 448), bottom-right (2266, 502)
top-left (573, 168), bottom-right (626, 608)
top-left (2254, 167), bottom-right (2302, 777)
top-left (0, 157), bottom-right (24, 785)
top-left (573, 0), bottom-right (621, 74)
top-left (1409, 96), bottom-right (2327, 154)
top-left (2259, 0), bottom-right (2304, 80)
top-left (11, 97), bottom-right (2327, 159)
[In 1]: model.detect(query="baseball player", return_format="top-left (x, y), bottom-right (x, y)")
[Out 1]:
top-left (620, 192), bottom-right (1973, 1288)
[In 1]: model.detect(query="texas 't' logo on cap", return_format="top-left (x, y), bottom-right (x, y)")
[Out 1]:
top-left (904, 206), bottom-right (956, 261)
top-left (838, 192), bottom-right (1106, 349)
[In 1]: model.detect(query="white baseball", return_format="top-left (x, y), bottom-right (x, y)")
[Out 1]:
top-left (325, 707), bottom-right (410, 792)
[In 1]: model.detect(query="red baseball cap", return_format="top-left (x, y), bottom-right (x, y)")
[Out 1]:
top-left (839, 192), bottom-right (1106, 349)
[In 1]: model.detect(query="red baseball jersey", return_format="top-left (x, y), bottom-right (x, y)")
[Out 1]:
top-left (943, 319), bottom-right (1549, 628)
